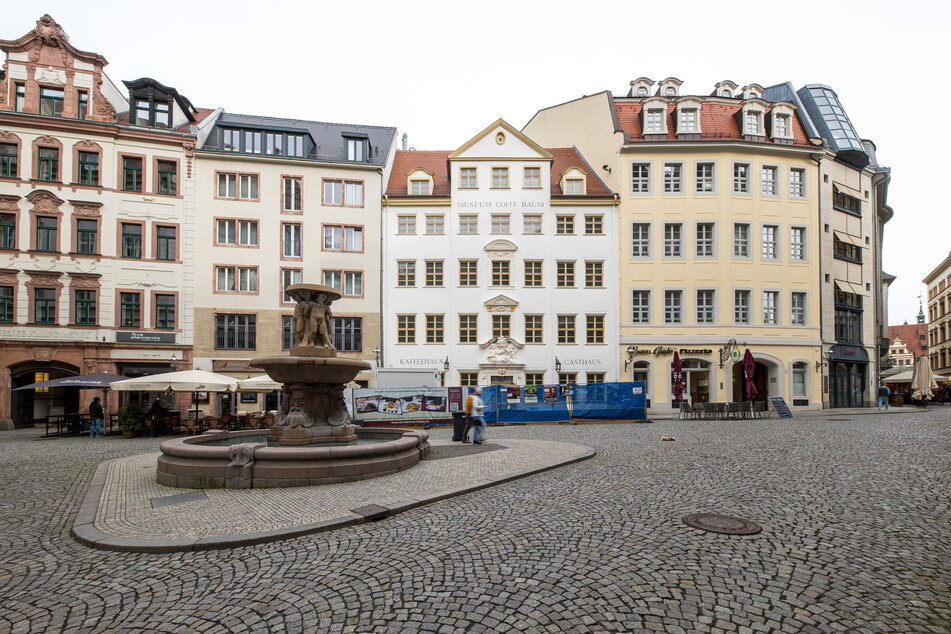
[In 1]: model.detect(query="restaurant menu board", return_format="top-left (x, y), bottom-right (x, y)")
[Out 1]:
top-left (447, 387), bottom-right (464, 413)
top-left (768, 396), bottom-right (794, 419)
top-left (353, 388), bottom-right (452, 424)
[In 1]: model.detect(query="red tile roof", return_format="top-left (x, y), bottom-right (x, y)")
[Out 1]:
top-left (614, 99), bottom-right (811, 145)
top-left (887, 324), bottom-right (929, 358)
top-left (386, 148), bottom-right (613, 198)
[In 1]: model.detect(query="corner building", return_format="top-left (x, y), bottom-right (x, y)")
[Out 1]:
top-left (924, 251), bottom-right (951, 377)
top-left (382, 120), bottom-right (619, 386)
top-left (525, 79), bottom-right (824, 414)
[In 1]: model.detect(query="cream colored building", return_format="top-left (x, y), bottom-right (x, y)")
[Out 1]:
top-left (924, 251), bottom-right (951, 376)
top-left (192, 112), bottom-right (396, 412)
top-left (525, 79), bottom-right (829, 413)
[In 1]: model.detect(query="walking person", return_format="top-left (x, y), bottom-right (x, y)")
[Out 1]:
top-left (462, 389), bottom-right (475, 443)
top-left (89, 396), bottom-right (104, 437)
top-left (469, 388), bottom-right (487, 445)
top-left (877, 383), bottom-right (890, 410)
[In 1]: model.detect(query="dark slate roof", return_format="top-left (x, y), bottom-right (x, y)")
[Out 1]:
top-left (212, 112), bottom-right (396, 166)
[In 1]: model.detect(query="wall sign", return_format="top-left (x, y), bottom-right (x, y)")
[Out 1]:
top-left (116, 331), bottom-right (176, 344)
top-left (626, 345), bottom-right (713, 356)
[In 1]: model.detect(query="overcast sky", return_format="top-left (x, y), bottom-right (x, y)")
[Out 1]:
top-left (6, 0), bottom-right (947, 325)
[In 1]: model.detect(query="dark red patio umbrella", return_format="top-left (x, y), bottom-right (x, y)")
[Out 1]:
top-left (742, 349), bottom-right (758, 401)
top-left (672, 352), bottom-right (685, 403)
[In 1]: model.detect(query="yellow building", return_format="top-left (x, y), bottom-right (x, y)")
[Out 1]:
top-left (525, 78), bottom-right (825, 413)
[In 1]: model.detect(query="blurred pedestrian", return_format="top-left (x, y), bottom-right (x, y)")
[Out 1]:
top-left (89, 397), bottom-right (104, 437)
top-left (470, 388), bottom-right (486, 444)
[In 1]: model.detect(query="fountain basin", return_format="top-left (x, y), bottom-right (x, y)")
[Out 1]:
top-left (250, 355), bottom-right (371, 384)
top-left (157, 427), bottom-right (429, 489)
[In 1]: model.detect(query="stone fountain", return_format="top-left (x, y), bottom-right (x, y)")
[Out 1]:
top-left (156, 283), bottom-right (428, 489)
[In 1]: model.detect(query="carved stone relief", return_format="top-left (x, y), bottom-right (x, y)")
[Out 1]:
top-left (27, 190), bottom-right (65, 216)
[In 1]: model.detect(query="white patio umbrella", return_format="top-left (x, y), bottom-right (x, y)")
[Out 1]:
top-left (235, 374), bottom-right (282, 392)
top-left (910, 356), bottom-right (938, 401)
top-left (110, 369), bottom-right (239, 419)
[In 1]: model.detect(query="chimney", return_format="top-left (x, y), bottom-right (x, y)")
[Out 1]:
top-left (401, 133), bottom-right (408, 151)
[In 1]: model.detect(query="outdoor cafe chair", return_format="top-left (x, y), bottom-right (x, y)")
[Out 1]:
top-left (693, 402), bottom-right (706, 419)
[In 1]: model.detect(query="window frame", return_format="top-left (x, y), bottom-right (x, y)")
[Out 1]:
top-left (631, 222), bottom-right (651, 258)
top-left (524, 314), bottom-right (543, 344)
top-left (322, 224), bottom-right (364, 253)
top-left (214, 313), bottom-right (257, 350)
top-left (491, 260), bottom-right (511, 287)
top-left (585, 314), bottom-right (605, 344)
top-left (557, 314), bottom-right (577, 344)
top-left (458, 314), bottom-right (478, 344)
top-left (459, 260), bottom-right (478, 287)
top-left (732, 162), bottom-right (750, 194)
top-left (631, 163), bottom-right (651, 194)
top-left (663, 163), bottom-right (683, 193)
top-left (584, 261), bottom-right (604, 288)
top-left (632, 289), bottom-right (650, 324)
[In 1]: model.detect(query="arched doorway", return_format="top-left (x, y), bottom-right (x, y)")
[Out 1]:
top-left (732, 362), bottom-right (769, 402)
top-left (9, 360), bottom-right (80, 428)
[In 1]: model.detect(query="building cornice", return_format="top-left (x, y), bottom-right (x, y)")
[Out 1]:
top-left (0, 113), bottom-right (195, 147)
top-left (382, 197), bottom-right (451, 207)
top-left (619, 140), bottom-right (819, 157)
top-left (194, 150), bottom-right (383, 171)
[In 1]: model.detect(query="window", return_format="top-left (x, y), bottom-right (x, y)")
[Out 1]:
top-left (133, 98), bottom-right (171, 128)
top-left (323, 225), bottom-right (363, 252)
top-left (664, 223), bottom-right (682, 257)
top-left (0, 286), bottom-right (13, 322)
top-left (585, 215), bottom-right (603, 235)
top-left (790, 227), bottom-right (805, 261)
top-left (587, 372), bottom-right (606, 384)
top-left (525, 372), bottom-right (544, 386)
top-left (523, 215), bottom-right (542, 234)
top-left (559, 372), bottom-right (577, 386)
top-left (459, 215), bottom-right (478, 234)
top-left (491, 167), bottom-right (509, 189)
top-left (564, 178), bottom-right (583, 195)
top-left (833, 188), bottom-right (861, 215)
top-left (282, 269), bottom-right (301, 302)
top-left (492, 314), bottom-right (511, 338)
top-left (459, 260), bottom-right (478, 287)
top-left (696, 223), bottom-right (714, 257)
top-left (524, 314), bottom-right (543, 344)
top-left (791, 292), bottom-right (806, 325)
top-left (323, 180), bottom-right (363, 206)
top-left (520, 260), bottom-right (541, 287)
top-left (460, 372), bottom-right (479, 387)
top-left (696, 162), bottom-right (714, 192)
top-left (745, 110), bottom-right (762, 135)
top-left (119, 292), bottom-right (141, 327)
top-left (410, 179), bottom-right (430, 195)
top-left (663, 163), bottom-right (682, 193)
top-left (34, 288), bottom-right (56, 324)
top-left (77, 151), bottom-right (99, 185)
top-left (36, 217), bottom-right (58, 252)
top-left (120, 223), bottom-right (141, 258)
top-left (645, 109), bottom-right (664, 133)
top-left (734, 290), bottom-right (750, 324)
top-left (523, 167), bottom-right (541, 188)
top-left (39, 87), bottom-right (65, 117)
top-left (585, 261), bottom-right (604, 288)
top-left (733, 223), bottom-right (750, 257)
top-left (425, 314), bottom-right (445, 344)
top-left (397, 215), bottom-right (416, 234)
top-left (76, 219), bottom-right (97, 254)
top-left (762, 225), bottom-right (778, 260)
top-left (0, 214), bottom-right (15, 249)
top-left (733, 163), bottom-right (749, 193)
top-left (156, 226), bottom-right (176, 260)
top-left (833, 237), bottom-right (863, 263)
top-left (664, 290), bottom-right (682, 324)
top-left (37, 147), bottom-right (59, 181)
top-left (14, 83), bottom-right (25, 112)
top-left (397, 261), bottom-right (416, 287)
top-left (631, 163), bottom-right (650, 193)
top-left (762, 291), bottom-right (778, 324)
top-left (283, 177), bottom-right (302, 212)
top-left (215, 314), bottom-right (256, 350)
top-left (397, 315), bottom-right (415, 343)
top-left (425, 215), bottom-right (444, 234)
top-left (155, 294), bottom-right (175, 329)
top-left (834, 290), bottom-right (863, 343)
top-left (556, 215), bottom-right (575, 235)
top-left (459, 314), bottom-right (478, 343)
top-left (283, 223), bottom-right (301, 258)
top-left (323, 270), bottom-right (363, 297)
top-left (425, 260), bottom-right (444, 287)
top-left (696, 290), bottom-right (714, 323)
top-left (77, 90), bottom-right (88, 120)
top-left (460, 167), bottom-right (477, 189)
top-left (216, 266), bottom-right (257, 293)
top-left (792, 362), bottom-right (807, 397)
top-left (74, 290), bottom-right (96, 325)
top-left (631, 223), bottom-right (650, 257)
top-left (157, 161), bottom-right (177, 195)
top-left (761, 166), bottom-right (777, 195)
top-left (491, 261), bottom-right (510, 286)
top-left (0, 143), bottom-right (17, 178)
top-left (341, 137), bottom-right (366, 161)
top-left (122, 157), bottom-right (143, 192)
top-left (789, 168), bottom-right (805, 197)
top-left (240, 174), bottom-right (259, 200)
top-left (215, 219), bottom-right (257, 246)
top-left (282, 315), bottom-right (293, 350)
top-left (491, 214), bottom-right (510, 234)
top-left (774, 114), bottom-right (790, 138)
top-left (586, 314), bottom-right (605, 344)
top-left (333, 317), bottom-right (363, 352)
top-left (679, 108), bottom-right (698, 132)
top-left (214, 173), bottom-right (236, 198)
top-left (557, 315), bottom-right (576, 344)
top-left (557, 261), bottom-right (575, 288)
top-left (632, 290), bottom-right (650, 323)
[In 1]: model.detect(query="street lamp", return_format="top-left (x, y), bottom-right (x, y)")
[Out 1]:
top-left (443, 357), bottom-right (450, 372)
top-left (373, 347), bottom-right (382, 366)
top-left (555, 357), bottom-right (562, 372)
top-left (815, 348), bottom-right (834, 372)
top-left (170, 352), bottom-right (178, 371)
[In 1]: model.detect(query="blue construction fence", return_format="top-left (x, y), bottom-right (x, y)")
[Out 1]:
top-left (481, 382), bottom-right (647, 424)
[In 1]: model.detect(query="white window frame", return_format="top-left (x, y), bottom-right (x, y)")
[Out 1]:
top-left (791, 291), bottom-right (806, 325)
top-left (696, 222), bottom-right (715, 258)
top-left (789, 168), bottom-right (806, 198)
top-left (663, 163), bottom-right (682, 193)
top-left (695, 162), bottom-right (715, 193)
top-left (734, 289), bottom-right (751, 324)
top-left (733, 223), bottom-right (750, 258)
top-left (696, 289), bottom-right (715, 324)
top-left (733, 163), bottom-right (750, 193)
top-left (631, 222), bottom-right (651, 258)
top-left (282, 223), bottom-right (301, 258)
top-left (523, 214), bottom-right (542, 234)
top-left (762, 290), bottom-right (779, 325)
top-left (631, 163), bottom-right (651, 194)
top-left (631, 289), bottom-right (651, 324)
top-left (790, 226), bottom-right (805, 261)
top-left (761, 165), bottom-right (778, 196)
top-left (761, 224), bottom-right (779, 260)
top-left (664, 223), bottom-right (682, 258)
top-left (664, 289), bottom-right (682, 324)
top-left (425, 215), bottom-right (444, 235)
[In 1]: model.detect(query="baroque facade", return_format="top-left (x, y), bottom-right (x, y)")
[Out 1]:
top-left (924, 251), bottom-right (951, 376)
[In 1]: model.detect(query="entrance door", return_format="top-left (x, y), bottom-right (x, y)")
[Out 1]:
top-left (831, 362), bottom-right (867, 408)
top-left (680, 359), bottom-right (710, 403)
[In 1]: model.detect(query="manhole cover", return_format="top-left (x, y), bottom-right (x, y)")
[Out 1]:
top-left (682, 513), bottom-right (761, 535)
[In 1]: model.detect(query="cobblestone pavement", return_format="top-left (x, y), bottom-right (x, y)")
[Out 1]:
top-left (1, 410), bottom-right (949, 633)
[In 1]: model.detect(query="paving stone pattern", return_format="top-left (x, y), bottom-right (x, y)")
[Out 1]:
top-left (0, 411), bottom-right (949, 633)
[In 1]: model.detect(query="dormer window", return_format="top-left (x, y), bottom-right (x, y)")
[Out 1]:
top-left (741, 84), bottom-right (764, 100)
top-left (636, 86), bottom-right (649, 97)
top-left (411, 180), bottom-right (429, 195)
top-left (132, 98), bottom-right (171, 128)
top-left (646, 109), bottom-right (664, 132)
top-left (559, 168), bottom-right (587, 195)
top-left (675, 98), bottom-right (703, 137)
top-left (745, 110), bottom-right (763, 135)
top-left (642, 97), bottom-right (669, 137)
top-left (774, 114), bottom-right (789, 137)
top-left (39, 87), bottom-right (65, 117)
top-left (656, 77), bottom-right (683, 97)
top-left (628, 77), bottom-right (654, 98)
top-left (345, 136), bottom-right (368, 162)
top-left (407, 168), bottom-right (434, 196)
top-left (679, 108), bottom-right (698, 131)
top-left (713, 80), bottom-right (738, 98)
top-left (769, 103), bottom-right (795, 141)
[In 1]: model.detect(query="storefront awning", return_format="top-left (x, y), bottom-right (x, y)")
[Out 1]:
top-left (833, 230), bottom-right (867, 248)
top-left (834, 280), bottom-right (869, 296)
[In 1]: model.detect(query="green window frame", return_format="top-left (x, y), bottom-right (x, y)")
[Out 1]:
top-left (133, 99), bottom-right (171, 128)
top-left (122, 157), bottom-right (143, 192)
top-left (121, 223), bottom-right (142, 258)
top-left (74, 290), bottom-right (96, 325)
top-left (155, 226), bottom-right (176, 261)
top-left (77, 90), bottom-right (89, 120)
top-left (77, 151), bottom-right (99, 185)
top-left (157, 160), bottom-right (177, 195)
top-left (39, 87), bottom-right (65, 117)
top-left (0, 286), bottom-right (13, 322)
top-left (35, 217), bottom-right (58, 251)
top-left (0, 213), bottom-right (15, 249)
top-left (155, 294), bottom-right (175, 329)
top-left (0, 143), bottom-right (17, 178)
top-left (76, 219), bottom-right (97, 254)
top-left (119, 292), bottom-right (141, 328)
top-left (34, 288), bottom-right (56, 324)
top-left (37, 147), bottom-right (59, 181)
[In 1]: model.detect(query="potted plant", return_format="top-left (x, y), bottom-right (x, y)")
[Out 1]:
top-left (118, 401), bottom-right (146, 437)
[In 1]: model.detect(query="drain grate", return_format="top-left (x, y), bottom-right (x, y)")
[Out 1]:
top-left (151, 491), bottom-right (209, 509)
top-left (350, 504), bottom-right (390, 521)
top-left (682, 513), bottom-right (761, 535)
